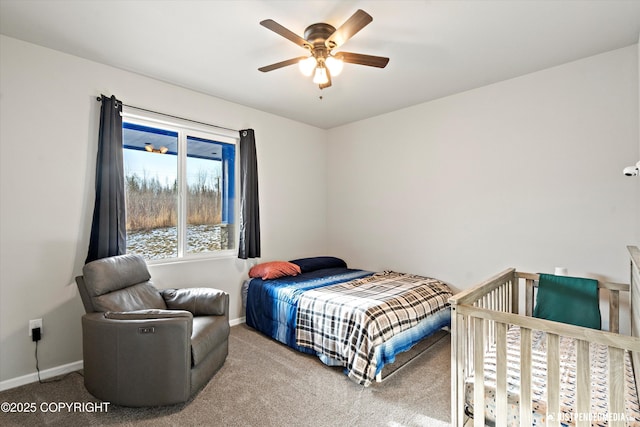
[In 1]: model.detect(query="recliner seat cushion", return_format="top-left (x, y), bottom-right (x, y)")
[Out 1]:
top-left (191, 316), bottom-right (230, 366)
top-left (103, 309), bottom-right (191, 320)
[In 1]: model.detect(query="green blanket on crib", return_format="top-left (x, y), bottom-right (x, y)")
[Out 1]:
top-left (533, 273), bottom-right (601, 330)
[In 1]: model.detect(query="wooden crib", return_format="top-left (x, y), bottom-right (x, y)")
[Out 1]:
top-left (450, 246), bottom-right (640, 427)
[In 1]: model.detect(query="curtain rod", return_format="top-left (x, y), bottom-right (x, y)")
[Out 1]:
top-left (96, 95), bottom-right (239, 134)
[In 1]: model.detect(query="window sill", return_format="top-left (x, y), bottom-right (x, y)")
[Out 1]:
top-left (144, 250), bottom-right (237, 267)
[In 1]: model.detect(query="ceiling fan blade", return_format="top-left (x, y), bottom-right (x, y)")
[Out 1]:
top-left (325, 9), bottom-right (373, 48)
top-left (259, 56), bottom-right (308, 72)
top-left (260, 19), bottom-right (311, 49)
top-left (337, 52), bottom-right (389, 68)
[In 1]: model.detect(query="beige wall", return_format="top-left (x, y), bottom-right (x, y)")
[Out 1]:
top-left (327, 46), bottom-right (639, 329)
top-left (0, 35), bottom-right (329, 387)
top-left (1, 33), bottom-right (639, 389)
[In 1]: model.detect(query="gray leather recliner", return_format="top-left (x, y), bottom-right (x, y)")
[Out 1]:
top-left (75, 254), bottom-right (230, 407)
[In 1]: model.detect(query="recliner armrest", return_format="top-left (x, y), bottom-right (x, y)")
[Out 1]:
top-left (161, 288), bottom-right (228, 316)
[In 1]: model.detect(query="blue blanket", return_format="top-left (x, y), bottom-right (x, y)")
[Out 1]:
top-left (245, 267), bottom-right (373, 353)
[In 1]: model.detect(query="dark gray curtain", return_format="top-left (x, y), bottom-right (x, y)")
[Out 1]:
top-left (85, 95), bottom-right (126, 263)
top-left (238, 129), bottom-right (261, 259)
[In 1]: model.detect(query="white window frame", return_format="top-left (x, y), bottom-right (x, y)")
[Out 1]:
top-left (122, 107), bottom-right (239, 263)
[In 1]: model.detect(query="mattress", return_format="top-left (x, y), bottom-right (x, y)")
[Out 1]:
top-left (465, 326), bottom-right (640, 426)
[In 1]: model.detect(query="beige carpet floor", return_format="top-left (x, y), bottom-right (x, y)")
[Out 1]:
top-left (0, 324), bottom-right (452, 426)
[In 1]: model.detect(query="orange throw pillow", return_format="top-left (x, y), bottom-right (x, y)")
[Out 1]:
top-left (249, 261), bottom-right (302, 280)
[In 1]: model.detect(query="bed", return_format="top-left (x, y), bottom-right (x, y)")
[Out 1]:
top-left (242, 256), bottom-right (452, 386)
top-left (449, 246), bottom-right (640, 427)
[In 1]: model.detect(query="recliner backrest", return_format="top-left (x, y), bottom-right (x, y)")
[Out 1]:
top-left (78, 254), bottom-right (167, 313)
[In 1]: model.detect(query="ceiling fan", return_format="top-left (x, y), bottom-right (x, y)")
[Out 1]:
top-left (258, 9), bottom-right (389, 89)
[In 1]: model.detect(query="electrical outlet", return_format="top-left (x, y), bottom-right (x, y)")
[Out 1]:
top-left (28, 318), bottom-right (43, 337)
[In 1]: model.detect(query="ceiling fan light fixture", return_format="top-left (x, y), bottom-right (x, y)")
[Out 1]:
top-left (313, 65), bottom-right (329, 85)
top-left (144, 143), bottom-right (169, 154)
top-left (259, 10), bottom-right (388, 89)
top-left (325, 55), bottom-right (343, 76)
top-left (298, 56), bottom-right (317, 76)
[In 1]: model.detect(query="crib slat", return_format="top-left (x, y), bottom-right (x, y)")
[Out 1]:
top-left (474, 317), bottom-right (485, 427)
top-left (525, 278), bottom-right (535, 316)
top-left (610, 289), bottom-right (620, 333)
top-left (466, 314), bottom-right (472, 377)
top-left (453, 311), bottom-right (466, 426)
top-left (504, 283), bottom-right (509, 311)
top-left (547, 333), bottom-right (560, 427)
top-left (575, 339), bottom-right (590, 427)
top-left (502, 281), bottom-right (507, 312)
top-left (511, 277), bottom-right (519, 314)
top-left (495, 322), bottom-right (508, 424)
top-left (609, 347), bottom-right (625, 427)
top-left (520, 327), bottom-right (533, 427)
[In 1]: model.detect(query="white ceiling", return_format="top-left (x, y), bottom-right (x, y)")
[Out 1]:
top-left (1, 0), bottom-right (640, 129)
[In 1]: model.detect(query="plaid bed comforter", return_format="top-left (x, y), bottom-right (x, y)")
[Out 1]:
top-left (295, 271), bottom-right (452, 386)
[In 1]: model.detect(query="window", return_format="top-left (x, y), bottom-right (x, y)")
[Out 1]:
top-left (122, 113), bottom-right (236, 261)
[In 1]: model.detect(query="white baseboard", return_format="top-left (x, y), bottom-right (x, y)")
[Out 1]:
top-left (230, 316), bottom-right (245, 326)
top-left (0, 360), bottom-right (84, 392)
top-left (1, 318), bottom-right (247, 392)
